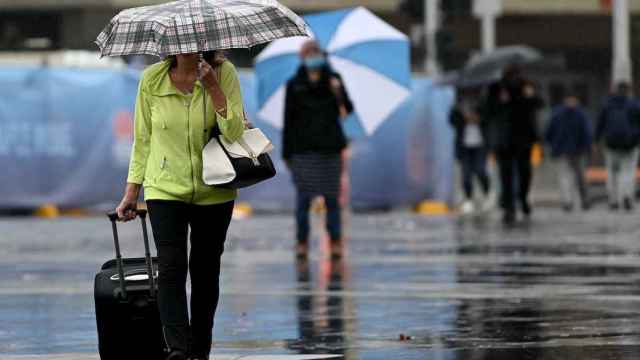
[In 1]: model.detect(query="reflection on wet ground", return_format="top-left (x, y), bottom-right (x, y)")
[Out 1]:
top-left (2, 209), bottom-right (640, 359)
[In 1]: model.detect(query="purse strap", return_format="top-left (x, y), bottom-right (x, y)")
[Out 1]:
top-left (201, 63), bottom-right (259, 165)
top-left (204, 65), bottom-right (251, 143)
top-left (237, 136), bottom-right (261, 166)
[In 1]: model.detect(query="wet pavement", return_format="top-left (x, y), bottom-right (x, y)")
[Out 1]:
top-left (2, 207), bottom-right (640, 359)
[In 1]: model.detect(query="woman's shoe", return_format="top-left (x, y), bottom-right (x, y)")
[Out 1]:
top-left (295, 243), bottom-right (309, 258)
top-left (460, 201), bottom-right (475, 214)
top-left (166, 350), bottom-right (187, 360)
top-left (330, 243), bottom-right (343, 259)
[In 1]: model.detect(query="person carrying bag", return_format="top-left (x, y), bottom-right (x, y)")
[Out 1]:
top-left (116, 52), bottom-right (263, 360)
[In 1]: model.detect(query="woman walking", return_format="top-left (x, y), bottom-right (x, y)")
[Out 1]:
top-left (116, 51), bottom-right (245, 360)
top-left (450, 91), bottom-right (491, 213)
top-left (283, 40), bottom-right (354, 258)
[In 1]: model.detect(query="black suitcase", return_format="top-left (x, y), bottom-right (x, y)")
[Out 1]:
top-left (94, 209), bottom-right (166, 360)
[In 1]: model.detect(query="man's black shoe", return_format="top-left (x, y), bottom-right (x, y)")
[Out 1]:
top-left (521, 201), bottom-right (532, 217)
top-left (503, 211), bottom-right (516, 226)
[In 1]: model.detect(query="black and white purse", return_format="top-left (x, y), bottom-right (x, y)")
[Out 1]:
top-left (200, 64), bottom-right (276, 189)
top-left (202, 126), bottom-right (276, 189)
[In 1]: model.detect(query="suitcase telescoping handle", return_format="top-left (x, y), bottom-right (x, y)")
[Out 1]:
top-left (106, 209), bottom-right (156, 300)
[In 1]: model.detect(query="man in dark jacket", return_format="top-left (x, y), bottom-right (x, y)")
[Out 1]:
top-left (283, 40), bottom-right (354, 257)
top-left (595, 82), bottom-right (640, 211)
top-left (544, 94), bottom-right (593, 211)
top-left (450, 93), bottom-right (491, 213)
top-left (490, 67), bottom-right (544, 225)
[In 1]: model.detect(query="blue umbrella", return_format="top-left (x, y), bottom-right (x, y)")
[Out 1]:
top-left (255, 7), bottom-right (411, 138)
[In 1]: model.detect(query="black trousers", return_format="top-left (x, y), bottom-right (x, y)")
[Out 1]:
top-left (147, 200), bottom-right (234, 358)
top-left (496, 145), bottom-right (533, 214)
top-left (458, 147), bottom-right (490, 199)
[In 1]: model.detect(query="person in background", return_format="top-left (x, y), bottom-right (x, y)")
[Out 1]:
top-left (544, 94), bottom-right (593, 212)
top-left (450, 91), bottom-right (491, 213)
top-left (283, 40), bottom-right (354, 258)
top-left (481, 83), bottom-right (511, 217)
top-left (596, 82), bottom-right (640, 211)
top-left (494, 66), bottom-right (544, 225)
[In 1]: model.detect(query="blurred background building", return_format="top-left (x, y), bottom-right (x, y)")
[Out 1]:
top-left (396, 0), bottom-right (640, 114)
top-left (1, 0), bottom-right (637, 210)
top-left (0, 0), bottom-right (400, 54)
top-left (0, 0), bottom-right (637, 112)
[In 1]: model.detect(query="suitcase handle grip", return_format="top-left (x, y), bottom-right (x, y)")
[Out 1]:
top-left (107, 209), bottom-right (147, 222)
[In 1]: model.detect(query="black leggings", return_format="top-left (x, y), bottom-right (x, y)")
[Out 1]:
top-left (459, 147), bottom-right (490, 199)
top-left (147, 200), bottom-right (234, 358)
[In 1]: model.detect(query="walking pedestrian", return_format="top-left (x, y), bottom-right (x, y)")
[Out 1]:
top-left (282, 40), bottom-right (354, 258)
top-left (490, 66), bottom-right (544, 225)
top-left (544, 94), bottom-right (593, 212)
top-left (115, 51), bottom-right (246, 360)
top-left (596, 82), bottom-right (640, 211)
top-left (450, 92), bottom-right (491, 213)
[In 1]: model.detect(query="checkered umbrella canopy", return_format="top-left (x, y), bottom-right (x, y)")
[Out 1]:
top-left (96, 0), bottom-right (310, 57)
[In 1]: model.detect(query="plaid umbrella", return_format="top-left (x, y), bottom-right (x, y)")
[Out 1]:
top-left (96, 0), bottom-right (310, 57)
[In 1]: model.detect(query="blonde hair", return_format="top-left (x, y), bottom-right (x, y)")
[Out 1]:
top-left (169, 50), bottom-right (227, 68)
top-left (299, 40), bottom-right (322, 59)
top-left (204, 50), bottom-right (227, 67)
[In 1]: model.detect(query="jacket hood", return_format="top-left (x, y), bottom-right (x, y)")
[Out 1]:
top-left (141, 60), bottom-right (172, 95)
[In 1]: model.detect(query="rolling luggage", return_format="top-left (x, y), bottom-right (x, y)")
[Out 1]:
top-left (94, 209), bottom-right (165, 360)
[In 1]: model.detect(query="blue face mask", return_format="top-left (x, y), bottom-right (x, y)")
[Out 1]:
top-left (304, 55), bottom-right (326, 70)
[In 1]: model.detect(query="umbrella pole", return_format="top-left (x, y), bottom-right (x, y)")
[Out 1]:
top-left (200, 53), bottom-right (208, 145)
top-left (191, 0), bottom-right (208, 142)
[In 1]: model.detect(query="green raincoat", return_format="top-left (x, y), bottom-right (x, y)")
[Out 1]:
top-left (127, 59), bottom-right (245, 205)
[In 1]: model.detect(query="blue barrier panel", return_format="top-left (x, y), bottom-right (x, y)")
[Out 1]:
top-left (0, 67), bottom-right (139, 208)
top-left (0, 67), bottom-right (453, 210)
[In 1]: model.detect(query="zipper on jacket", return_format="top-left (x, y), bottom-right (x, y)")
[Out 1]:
top-left (184, 98), bottom-right (196, 203)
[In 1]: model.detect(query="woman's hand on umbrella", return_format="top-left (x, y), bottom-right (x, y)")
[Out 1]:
top-left (523, 84), bottom-right (536, 98)
top-left (499, 88), bottom-right (510, 103)
top-left (330, 76), bottom-right (342, 95)
top-left (199, 60), bottom-right (219, 90)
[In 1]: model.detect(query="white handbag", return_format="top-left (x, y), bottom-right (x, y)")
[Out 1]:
top-left (202, 127), bottom-right (275, 188)
top-left (200, 65), bottom-right (275, 189)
